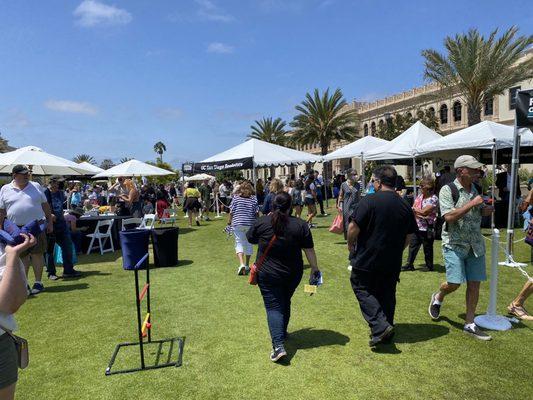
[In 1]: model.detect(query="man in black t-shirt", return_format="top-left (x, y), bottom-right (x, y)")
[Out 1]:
top-left (347, 166), bottom-right (417, 347)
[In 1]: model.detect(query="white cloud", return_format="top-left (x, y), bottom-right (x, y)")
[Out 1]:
top-left (44, 100), bottom-right (98, 115)
top-left (74, 0), bottom-right (132, 27)
top-left (206, 42), bottom-right (234, 54)
top-left (195, 0), bottom-right (234, 22)
top-left (156, 107), bottom-right (183, 119)
top-left (1, 108), bottom-right (31, 129)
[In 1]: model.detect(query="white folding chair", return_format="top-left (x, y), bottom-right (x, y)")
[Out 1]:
top-left (160, 208), bottom-right (177, 226)
top-left (137, 214), bottom-right (156, 230)
top-left (86, 220), bottom-right (115, 255)
top-left (121, 217), bottom-right (142, 231)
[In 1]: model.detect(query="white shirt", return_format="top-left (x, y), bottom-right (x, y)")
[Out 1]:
top-left (0, 181), bottom-right (47, 225)
top-left (0, 251), bottom-right (27, 335)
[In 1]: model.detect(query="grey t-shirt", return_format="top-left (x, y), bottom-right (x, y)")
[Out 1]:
top-left (0, 181), bottom-right (47, 225)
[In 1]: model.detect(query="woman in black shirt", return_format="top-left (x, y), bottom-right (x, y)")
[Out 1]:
top-left (247, 192), bottom-right (320, 362)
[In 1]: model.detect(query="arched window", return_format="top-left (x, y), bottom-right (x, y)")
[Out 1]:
top-left (484, 98), bottom-right (494, 116)
top-left (440, 104), bottom-right (448, 124)
top-left (363, 124), bottom-right (368, 136)
top-left (428, 107), bottom-right (435, 117)
top-left (453, 101), bottom-right (462, 122)
top-left (378, 120), bottom-right (384, 130)
top-left (371, 122), bottom-right (376, 134)
top-left (406, 112), bottom-right (413, 119)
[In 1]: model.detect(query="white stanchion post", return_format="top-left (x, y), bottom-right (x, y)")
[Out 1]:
top-left (474, 229), bottom-right (512, 331)
top-left (214, 193), bottom-right (221, 219)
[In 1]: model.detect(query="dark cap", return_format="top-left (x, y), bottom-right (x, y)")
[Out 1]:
top-left (12, 164), bottom-right (29, 175)
top-left (49, 175), bottom-right (65, 182)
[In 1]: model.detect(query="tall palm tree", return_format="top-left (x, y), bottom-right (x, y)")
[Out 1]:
top-left (100, 159), bottom-right (115, 170)
top-left (290, 88), bottom-right (358, 156)
top-left (73, 154), bottom-right (96, 164)
top-left (153, 141), bottom-right (167, 163)
top-left (422, 27), bottom-right (533, 126)
top-left (248, 117), bottom-right (288, 145)
top-left (119, 157), bottom-right (133, 164)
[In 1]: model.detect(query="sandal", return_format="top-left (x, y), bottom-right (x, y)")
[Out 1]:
top-left (507, 303), bottom-right (533, 321)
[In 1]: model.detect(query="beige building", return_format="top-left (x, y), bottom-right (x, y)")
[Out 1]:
top-left (247, 49), bottom-right (533, 183)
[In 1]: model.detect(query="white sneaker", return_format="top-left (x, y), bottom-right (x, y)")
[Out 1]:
top-left (237, 265), bottom-right (246, 275)
top-left (347, 264), bottom-right (352, 271)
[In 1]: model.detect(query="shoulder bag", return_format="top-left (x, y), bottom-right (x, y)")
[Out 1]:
top-left (249, 235), bottom-right (277, 285)
top-left (0, 323), bottom-right (29, 369)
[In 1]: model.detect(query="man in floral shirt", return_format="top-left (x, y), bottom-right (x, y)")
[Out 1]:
top-left (428, 155), bottom-right (494, 340)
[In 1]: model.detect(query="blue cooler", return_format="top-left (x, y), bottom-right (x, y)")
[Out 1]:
top-left (119, 229), bottom-right (150, 270)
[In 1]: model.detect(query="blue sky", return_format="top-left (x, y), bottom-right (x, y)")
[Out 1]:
top-left (0, 0), bottom-right (531, 167)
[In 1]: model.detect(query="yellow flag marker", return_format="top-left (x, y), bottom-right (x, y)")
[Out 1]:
top-left (304, 284), bottom-right (317, 294)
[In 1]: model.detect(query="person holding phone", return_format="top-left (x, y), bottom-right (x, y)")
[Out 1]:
top-left (0, 233), bottom-right (36, 400)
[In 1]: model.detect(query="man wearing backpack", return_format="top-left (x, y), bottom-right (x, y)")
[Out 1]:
top-left (428, 155), bottom-right (494, 340)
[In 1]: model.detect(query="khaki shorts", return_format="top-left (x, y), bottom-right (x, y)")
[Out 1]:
top-left (0, 333), bottom-right (18, 389)
top-left (20, 231), bottom-right (47, 258)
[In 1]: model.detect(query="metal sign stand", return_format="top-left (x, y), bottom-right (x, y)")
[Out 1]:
top-left (105, 253), bottom-right (184, 375)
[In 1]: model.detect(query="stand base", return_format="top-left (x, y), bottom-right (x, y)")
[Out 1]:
top-left (105, 336), bottom-right (185, 376)
top-left (474, 314), bottom-right (512, 331)
top-left (498, 260), bottom-right (527, 267)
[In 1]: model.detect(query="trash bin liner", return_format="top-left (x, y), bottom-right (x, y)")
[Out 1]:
top-left (120, 229), bottom-right (150, 270)
top-left (151, 227), bottom-right (179, 267)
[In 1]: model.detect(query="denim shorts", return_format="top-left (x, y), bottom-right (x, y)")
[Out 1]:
top-left (443, 247), bottom-right (486, 284)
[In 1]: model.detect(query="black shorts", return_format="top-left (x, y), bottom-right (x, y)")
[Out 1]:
top-left (304, 198), bottom-right (316, 206)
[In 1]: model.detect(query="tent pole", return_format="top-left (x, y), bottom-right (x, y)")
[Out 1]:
top-left (491, 142), bottom-right (496, 229)
top-left (361, 153), bottom-right (366, 194)
top-left (505, 120), bottom-right (521, 262)
top-left (323, 161), bottom-right (329, 209)
top-left (412, 157), bottom-right (417, 195)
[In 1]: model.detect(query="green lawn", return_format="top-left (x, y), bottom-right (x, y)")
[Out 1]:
top-left (16, 208), bottom-right (533, 400)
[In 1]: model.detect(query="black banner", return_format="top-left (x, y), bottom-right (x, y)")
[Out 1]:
top-left (516, 89), bottom-right (533, 128)
top-left (182, 157), bottom-right (254, 174)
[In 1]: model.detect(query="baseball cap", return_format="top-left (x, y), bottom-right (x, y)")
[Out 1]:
top-left (454, 155), bottom-right (484, 170)
top-left (12, 164), bottom-right (29, 175)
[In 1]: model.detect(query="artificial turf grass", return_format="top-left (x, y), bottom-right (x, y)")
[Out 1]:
top-left (15, 209), bottom-right (533, 400)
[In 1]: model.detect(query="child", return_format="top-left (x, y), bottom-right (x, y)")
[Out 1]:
top-left (142, 198), bottom-right (154, 215)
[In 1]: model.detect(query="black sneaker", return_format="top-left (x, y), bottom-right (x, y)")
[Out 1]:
top-left (31, 282), bottom-right (45, 295)
top-left (463, 324), bottom-right (492, 341)
top-left (369, 325), bottom-right (394, 347)
top-left (63, 270), bottom-right (82, 278)
top-left (428, 292), bottom-right (441, 320)
top-left (270, 345), bottom-right (287, 362)
top-left (196, 220), bottom-right (200, 226)
top-left (401, 265), bottom-right (415, 272)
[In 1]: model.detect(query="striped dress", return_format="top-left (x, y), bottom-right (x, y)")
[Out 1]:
top-left (230, 195), bottom-right (259, 227)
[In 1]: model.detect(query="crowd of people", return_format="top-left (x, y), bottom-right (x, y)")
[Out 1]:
top-left (1, 155), bottom-right (532, 398)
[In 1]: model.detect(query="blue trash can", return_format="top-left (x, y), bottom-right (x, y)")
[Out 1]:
top-left (119, 229), bottom-right (150, 270)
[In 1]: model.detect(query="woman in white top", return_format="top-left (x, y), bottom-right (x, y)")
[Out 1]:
top-left (0, 234), bottom-right (36, 400)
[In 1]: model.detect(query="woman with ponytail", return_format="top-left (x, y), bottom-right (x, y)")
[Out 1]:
top-left (246, 192), bottom-right (320, 363)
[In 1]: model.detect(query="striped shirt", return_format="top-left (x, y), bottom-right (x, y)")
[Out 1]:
top-left (230, 195), bottom-right (259, 227)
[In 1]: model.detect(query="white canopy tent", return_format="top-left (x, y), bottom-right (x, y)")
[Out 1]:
top-left (201, 138), bottom-right (321, 166)
top-left (364, 121), bottom-right (442, 192)
top-left (77, 161), bottom-right (105, 175)
top-left (92, 159), bottom-right (175, 178)
top-left (0, 146), bottom-right (94, 176)
top-left (416, 121), bottom-right (533, 154)
top-left (323, 135), bottom-right (389, 190)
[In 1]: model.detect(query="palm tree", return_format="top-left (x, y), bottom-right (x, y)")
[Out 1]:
top-left (248, 117), bottom-right (288, 145)
top-left (120, 157), bottom-right (133, 163)
top-left (153, 141), bottom-right (167, 163)
top-left (422, 27), bottom-right (533, 126)
top-left (290, 88), bottom-right (358, 156)
top-left (73, 154), bottom-right (96, 164)
top-left (100, 159), bottom-right (115, 170)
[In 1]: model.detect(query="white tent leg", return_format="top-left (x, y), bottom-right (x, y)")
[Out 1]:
top-left (412, 157), bottom-right (417, 194)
